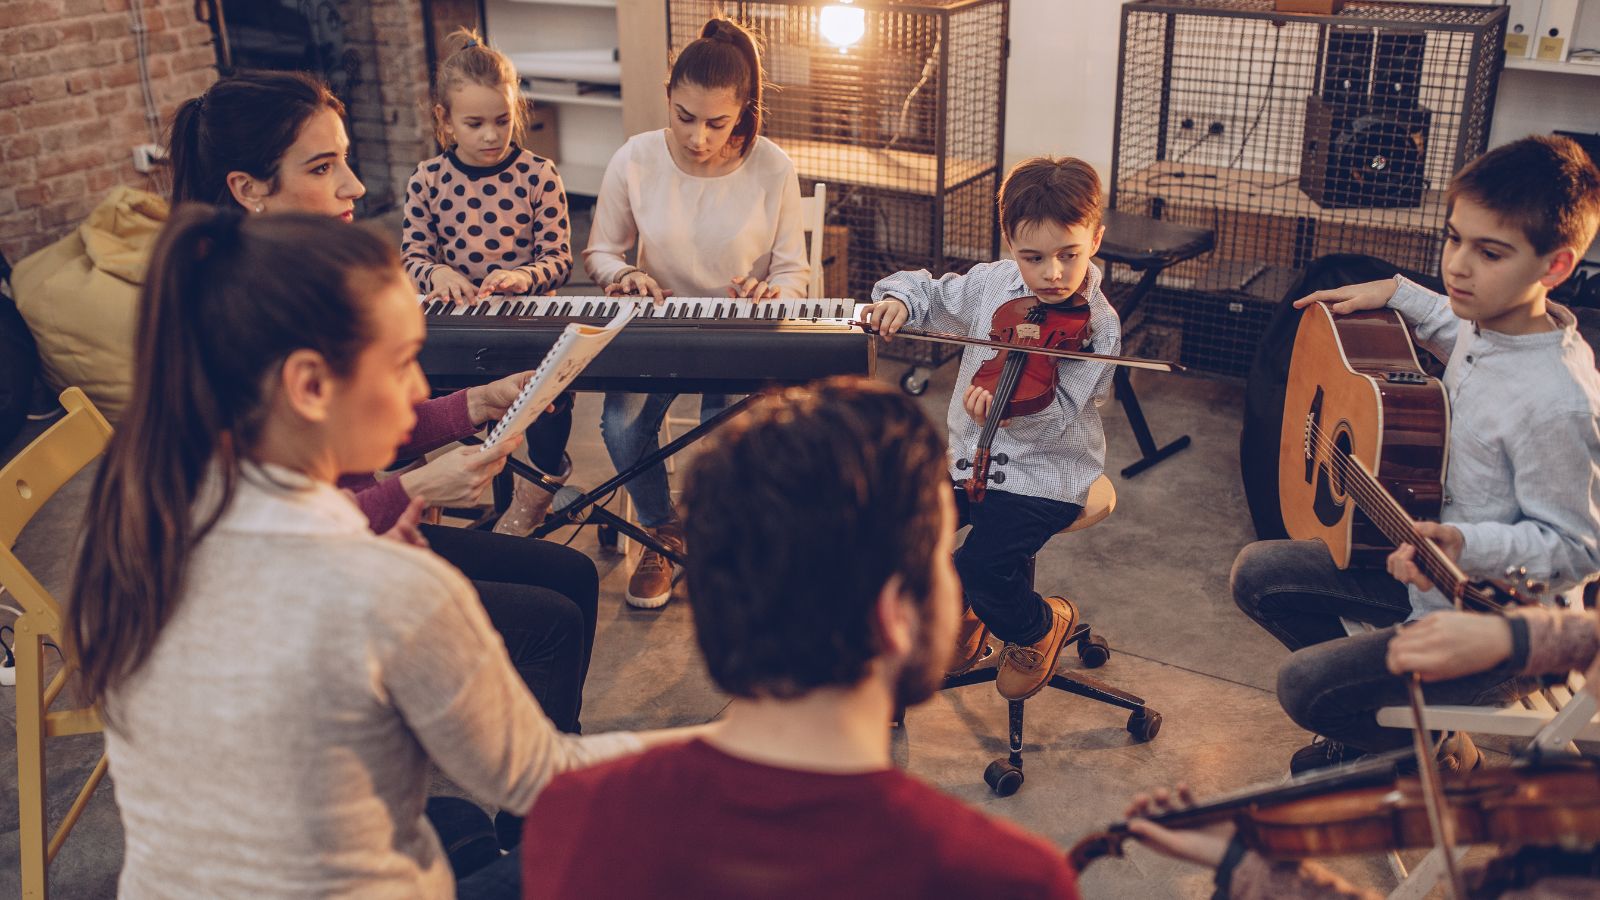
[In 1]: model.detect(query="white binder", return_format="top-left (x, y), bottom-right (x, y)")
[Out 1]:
top-left (1533, 0), bottom-right (1579, 61)
top-left (1503, 0), bottom-right (1544, 57)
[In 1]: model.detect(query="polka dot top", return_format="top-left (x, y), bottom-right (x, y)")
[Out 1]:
top-left (401, 145), bottom-right (573, 294)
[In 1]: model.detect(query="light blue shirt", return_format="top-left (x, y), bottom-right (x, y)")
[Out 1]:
top-left (1388, 276), bottom-right (1600, 616)
top-left (872, 260), bottom-right (1120, 506)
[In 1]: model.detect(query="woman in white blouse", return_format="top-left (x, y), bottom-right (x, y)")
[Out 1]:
top-left (584, 16), bottom-right (809, 609)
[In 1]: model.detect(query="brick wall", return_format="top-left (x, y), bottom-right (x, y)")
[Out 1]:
top-left (1, 0), bottom-right (216, 263)
top-left (353, 0), bottom-right (434, 214)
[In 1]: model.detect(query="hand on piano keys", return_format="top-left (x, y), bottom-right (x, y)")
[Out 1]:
top-left (604, 270), bottom-right (672, 304)
top-left (728, 275), bottom-right (780, 301)
top-left (418, 294), bottom-right (868, 325)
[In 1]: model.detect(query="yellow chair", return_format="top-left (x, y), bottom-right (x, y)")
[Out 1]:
top-left (1, 387), bottom-right (114, 899)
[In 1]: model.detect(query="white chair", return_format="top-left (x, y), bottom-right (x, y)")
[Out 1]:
top-left (619, 183), bottom-right (829, 554)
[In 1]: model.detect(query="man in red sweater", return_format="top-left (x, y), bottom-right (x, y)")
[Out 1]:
top-left (521, 377), bottom-right (1078, 898)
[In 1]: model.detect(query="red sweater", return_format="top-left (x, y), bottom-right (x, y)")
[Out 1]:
top-left (522, 739), bottom-right (1079, 899)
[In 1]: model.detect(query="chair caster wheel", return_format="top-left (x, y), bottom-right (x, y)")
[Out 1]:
top-left (1078, 634), bottom-right (1111, 668)
top-left (984, 759), bottom-right (1024, 796)
top-left (1127, 709), bottom-right (1162, 743)
top-left (597, 525), bottom-right (618, 550)
top-left (900, 368), bottom-right (930, 396)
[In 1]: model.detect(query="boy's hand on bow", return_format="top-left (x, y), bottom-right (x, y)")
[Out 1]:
top-left (859, 297), bottom-right (908, 341)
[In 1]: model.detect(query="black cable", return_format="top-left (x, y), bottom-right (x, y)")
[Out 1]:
top-left (1228, 26), bottom-right (1282, 170)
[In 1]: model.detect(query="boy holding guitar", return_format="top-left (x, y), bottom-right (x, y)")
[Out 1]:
top-left (1233, 135), bottom-right (1600, 775)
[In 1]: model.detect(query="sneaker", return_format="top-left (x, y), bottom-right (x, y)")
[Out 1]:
top-left (1289, 736), bottom-right (1367, 775)
top-left (946, 605), bottom-right (990, 678)
top-left (995, 596), bottom-right (1078, 701)
top-left (625, 523), bottom-right (683, 609)
top-left (493, 454), bottom-right (571, 537)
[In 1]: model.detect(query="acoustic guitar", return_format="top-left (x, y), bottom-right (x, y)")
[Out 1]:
top-left (1280, 302), bottom-right (1449, 570)
top-left (1280, 301), bottom-right (1538, 610)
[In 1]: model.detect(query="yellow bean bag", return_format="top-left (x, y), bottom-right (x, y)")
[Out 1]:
top-left (12, 186), bottom-right (168, 423)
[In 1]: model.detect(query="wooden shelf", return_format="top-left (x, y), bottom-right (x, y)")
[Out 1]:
top-left (778, 139), bottom-right (994, 196)
top-left (1120, 160), bottom-right (1447, 230)
top-left (521, 89), bottom-right (623, 108)
top-left (1504, 56), bottom-right (1600, 77)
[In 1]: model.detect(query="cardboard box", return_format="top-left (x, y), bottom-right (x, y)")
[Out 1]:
top-left (525, 102), bottom-right (560, 162)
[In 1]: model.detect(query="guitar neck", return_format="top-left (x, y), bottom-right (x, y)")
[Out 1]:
top-left (1340, 458), bottom-right (1502, 610)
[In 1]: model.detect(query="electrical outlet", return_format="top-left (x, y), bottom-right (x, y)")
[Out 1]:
top-left (132, 143), bottom-right (167, 174)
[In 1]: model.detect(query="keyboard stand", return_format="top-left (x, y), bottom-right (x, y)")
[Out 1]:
top-left (484, 395), bottom-right (758, 564)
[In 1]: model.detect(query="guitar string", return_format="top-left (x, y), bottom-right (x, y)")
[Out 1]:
top-left (1302, 418), bottom-right (1504, 612)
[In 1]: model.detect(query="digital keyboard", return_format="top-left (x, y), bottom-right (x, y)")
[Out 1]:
top-left (419, 295), bottom-right (875, 393)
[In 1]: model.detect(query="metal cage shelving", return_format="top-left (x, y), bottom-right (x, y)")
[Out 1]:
top-left (1112, 0), bottom-right (1506, 375)
top-left (668, 0), bottom-right (1010, 382)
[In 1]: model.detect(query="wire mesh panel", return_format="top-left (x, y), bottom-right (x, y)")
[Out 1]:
top-left (1111, 0), bottom-right (1505, 376)
top-left (668, 0), bottom-right (1008, 372)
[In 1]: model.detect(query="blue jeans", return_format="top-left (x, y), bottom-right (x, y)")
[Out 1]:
top-left (954, 486), bottom-right (1083, 646)
top-left (600, 392), bottom-right (728, 528)
top-left (1232, 539), bottom-right (1536, 752)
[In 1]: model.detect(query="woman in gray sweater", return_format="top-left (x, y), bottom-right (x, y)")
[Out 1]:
top-left (64, 207), bottom-right (694, 898)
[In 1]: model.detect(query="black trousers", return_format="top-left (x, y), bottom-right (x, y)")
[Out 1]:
top-left (420, 524), bottom-right (598, 733)
top-left (522, 391), bottom-right (574, 474)
top-left (953, 485), bottom-right (1083, 646)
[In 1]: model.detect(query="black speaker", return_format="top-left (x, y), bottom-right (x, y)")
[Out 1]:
top-left (1322, 27), bottom-right (1373, 104)
top-left (1300, 96), bottom-right (1431, 209)
top-left (1373, 31), bottom-right (1426, 108)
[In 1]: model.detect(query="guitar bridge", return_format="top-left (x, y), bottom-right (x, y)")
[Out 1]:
top-left (1382, 371), bottom-right (1429, 385)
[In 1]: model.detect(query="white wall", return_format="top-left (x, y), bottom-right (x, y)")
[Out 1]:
top-left (1002, 0), bottom-right (1123, 180)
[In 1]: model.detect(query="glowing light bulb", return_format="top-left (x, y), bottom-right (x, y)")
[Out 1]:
top-left (819, 3), bottom-right (866, 50)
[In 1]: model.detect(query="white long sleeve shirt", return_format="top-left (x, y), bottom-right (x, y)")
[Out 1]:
top-left (1387, 276), bottom-right (1600, 617)
top-left (583, 130), bottom-right (809, 299)
top-left (872, 260), bottom-right (1121, 506)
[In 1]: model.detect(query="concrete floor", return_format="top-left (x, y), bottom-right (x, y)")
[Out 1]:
top-left (3, 356), bottom-right (1462, 898)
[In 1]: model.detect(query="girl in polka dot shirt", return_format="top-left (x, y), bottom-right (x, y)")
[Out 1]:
top-left (403, 32), bottom-right (573, 306)
top-left (402, 29), bottom-right (577, 536)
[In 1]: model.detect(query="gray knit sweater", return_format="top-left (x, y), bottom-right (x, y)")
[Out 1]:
top-left (103, 464), bottom-right (641, 898)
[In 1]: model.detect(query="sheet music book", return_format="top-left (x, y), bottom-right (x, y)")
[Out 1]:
top-left (482, 302), bottom-right (639, 452)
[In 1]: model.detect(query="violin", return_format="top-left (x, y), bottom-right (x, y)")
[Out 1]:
top-left (957, 296), bottom-right (1091, 502)
top-left (1069, 752), bottom-right (1600, 873)
top-left (852, 295), bottom-right (1183, 504)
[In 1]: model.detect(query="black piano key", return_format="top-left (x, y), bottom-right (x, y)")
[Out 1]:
top-left (778, 303), bottom-right (788, 318)
top-left (561, 301), bottom-right (574, 317)
top-left (812, 303), bottom-right (823, 318)
top-left (511, 301), bottom-right (526, 316)
top-left (577, 301), bottom-right (591, 317)
top-left (713, 303), bottom-right (723, 318)
top-left (423, 300), bottom-right (439, 315)
top-left (692, 303), bottom-right (702, 317)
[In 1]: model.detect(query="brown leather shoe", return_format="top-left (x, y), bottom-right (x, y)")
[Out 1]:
top-left (996, 596), bottom-right (1078, 701)
top-left (947, 605), bottom-right (989, 678)
top-left (626, 523), bottom-right (683, 609)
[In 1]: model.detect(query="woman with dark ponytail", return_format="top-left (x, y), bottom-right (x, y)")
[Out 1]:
top-left (585, 16), bottom-right (810, 609)
top-left (67, 206), bottom-right (698, 898)
top-left (167, 72), bottom-right (605, 749)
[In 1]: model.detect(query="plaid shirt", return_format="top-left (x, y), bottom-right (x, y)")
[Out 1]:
top-left (873, 260), bottom-right (1120, 506)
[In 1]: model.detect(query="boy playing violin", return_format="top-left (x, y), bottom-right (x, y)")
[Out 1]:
top-left (860, 156), bottom-right (1119, 700)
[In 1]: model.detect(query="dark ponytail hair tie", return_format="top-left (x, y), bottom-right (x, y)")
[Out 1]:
top-left (464, 37), bottom-right (479, 49)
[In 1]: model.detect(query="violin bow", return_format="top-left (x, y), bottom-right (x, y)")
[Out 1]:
top-left (851, 322), bottom-right (1185, 373)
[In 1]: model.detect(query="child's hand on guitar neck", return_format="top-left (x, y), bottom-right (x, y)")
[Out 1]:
top-left (1293, 278), bottom-right (1399, 315)
top-left (1387, 521), bottom-right (1465, 592)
